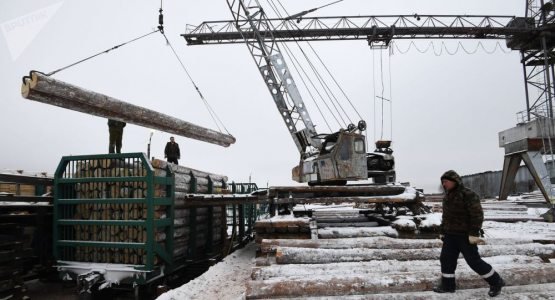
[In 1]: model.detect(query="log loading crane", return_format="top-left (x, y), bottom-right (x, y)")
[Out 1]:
top-left (182, 0), bottom-right (421, 216)
top-left (209, 0), bottom-right (396, 186)
top-left (183, 1), bottom-right (555, 210)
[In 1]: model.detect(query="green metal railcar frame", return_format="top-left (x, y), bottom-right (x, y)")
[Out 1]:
top-left (53, 153), bottom-right (174, 284)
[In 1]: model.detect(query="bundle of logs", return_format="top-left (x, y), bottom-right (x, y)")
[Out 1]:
top-left (253, 217), bottom-right (311, 244)
top-left (64, 158), bottom-right (228, 265)
top-left (248, 236), bottom-right (555, 299)
top-left (151, 159), bottom-right (228, 195)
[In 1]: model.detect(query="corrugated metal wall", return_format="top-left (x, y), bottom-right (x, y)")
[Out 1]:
top-left (461, 164), bottom-right (555, 199)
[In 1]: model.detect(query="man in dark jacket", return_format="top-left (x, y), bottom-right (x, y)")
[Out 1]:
top-left (108, 119), bottom-right (126, 153)
top-left (164, 137), bottom-right (180, 165)
top-left (434, 170), bottom-right (505, 297)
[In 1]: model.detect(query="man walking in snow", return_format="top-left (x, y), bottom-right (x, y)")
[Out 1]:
top-left (433, 170), bottom-right (505, 297)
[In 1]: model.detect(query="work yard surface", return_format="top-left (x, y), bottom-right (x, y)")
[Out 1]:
top-left (158, 195), bottom-right (555, 300)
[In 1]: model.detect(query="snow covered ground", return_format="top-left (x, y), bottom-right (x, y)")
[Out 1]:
top-left (156, 243), bottom-right (257, 300)
top-left (158, 196), bottom-right (555, 300)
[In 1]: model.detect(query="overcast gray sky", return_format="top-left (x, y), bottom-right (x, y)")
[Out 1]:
top-left (1, 1), bottom-right (526, 193)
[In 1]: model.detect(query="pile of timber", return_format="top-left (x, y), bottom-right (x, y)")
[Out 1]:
top-left (0, 223), bottom-right (30, 300)
top-left (312, 209), bottom-right (378, 228)
top-left (21, 71), bottom-right (235, 147)
top-left (254, 217), bottom-right (311, 244)
top-left (151, 159), bottom-right (228, 195)
top-left (247, 236), bottom-right (555, 299)
top-left (482, 202), bottom-right (544, 222)
top-left (64, 158), bottom-right (228, 265)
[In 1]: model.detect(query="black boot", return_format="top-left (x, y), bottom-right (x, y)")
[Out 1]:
top-left (433, 277), bottom-right (456, 293)
top-left (485, 271), bottom-right (505, 297)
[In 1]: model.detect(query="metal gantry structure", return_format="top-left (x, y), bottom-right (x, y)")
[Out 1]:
top-left (182, 1), bottom-right (555, 121)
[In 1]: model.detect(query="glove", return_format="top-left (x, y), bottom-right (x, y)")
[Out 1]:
top-left (468, 235), bottom-right (486, 245)
top-left (438, 234), bottom-right (444, 241)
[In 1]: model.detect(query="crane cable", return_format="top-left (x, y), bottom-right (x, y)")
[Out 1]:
top-left (158, 1), bottom-right (230, 134)
top-left (45, 29), bottom-right (160, 77)
top-left (264, 0), bottom-right (342, 130)
top-left (275, 0), bottom-right (363, 122)
top-left (266, 0), bottom-right (357, 129)
top-left (274, 0), bottom-right (359, 125)
top-left (44, 1), bottom-right (230, 135)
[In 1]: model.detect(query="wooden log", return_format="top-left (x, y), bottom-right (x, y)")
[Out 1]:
top-left (261, 237), bottom-right (537, 253)
top-left (152, 159), bottom-right (228, 182)
top-left (274, 243), bottom-right (555, 264)
top-left (314, 217), bottom-right (371, 223)
top-left (22, 71), bottom-right (236, 147)
top-left (269, 185), bottom-right (406, 196)
top-left (317, 227), bottom-right (398, 239)
top-left (245, 264), bottom-right (555, 299)
top-left (317, 222), bottom-right (379, 228)
top-left (251, 255), bottom-right (545, 280)
top-left (274, 196), bottom-right (418, 205)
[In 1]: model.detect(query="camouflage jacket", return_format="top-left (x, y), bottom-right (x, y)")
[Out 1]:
top-left (440, 170), bottom-right (483, 236)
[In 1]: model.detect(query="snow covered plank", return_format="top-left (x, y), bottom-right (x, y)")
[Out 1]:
top-left (274, 243), bottom-right (555, 264)
top-left (317, 226), bottom-right (398, 239)
top-left (251, 255), bottom-right (545, 280)
top-left (245, 264), bottom-right (555, 299)
top-left (21, 71), bottom-right (235, 147)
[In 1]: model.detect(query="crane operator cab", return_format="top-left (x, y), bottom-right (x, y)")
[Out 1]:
top-left (292, 121), bottom-right (396, 185)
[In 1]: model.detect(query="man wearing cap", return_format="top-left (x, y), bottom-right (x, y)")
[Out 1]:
top-left (433, 170), bottom-right (505, 297)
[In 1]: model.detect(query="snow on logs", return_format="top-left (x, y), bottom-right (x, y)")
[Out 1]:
top-left (246, 264), bottom-right (555, 299)
top-left (259, 237), bottom-right (536, 253)
top-left (248, 236), bottom-right (555, 299)
top-left (251, 255), bottom-right (545, 281)
top-left (273, 243), bottom-right (555, 264)
top-left (21, 71), bottom-right (235, 147)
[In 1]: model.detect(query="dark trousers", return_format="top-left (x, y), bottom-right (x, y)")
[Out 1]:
top-left (167, 157), bottom-right (178, 165)
top-left (440, 234), bottom-right (493, 278)
top-left (109, 128), bottom-right (123, 153)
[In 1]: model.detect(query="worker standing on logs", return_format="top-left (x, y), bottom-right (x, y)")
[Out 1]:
top-left (164, 137), bottom-right (181, 165)
top-left (108, 119), bottom-right (126, 153)
top-left (433, 170), bottom-right (505, 297)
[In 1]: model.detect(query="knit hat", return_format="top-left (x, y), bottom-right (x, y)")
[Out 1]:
top-left (440, 170), bottom-right (463, 187)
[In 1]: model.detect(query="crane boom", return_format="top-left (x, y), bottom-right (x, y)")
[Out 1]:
top-left (183, 15), bottom-right (529, 45)
top-left (226, 0), bottom-right (321, 155)
top-left (183, 8), bottom-right (554, 122)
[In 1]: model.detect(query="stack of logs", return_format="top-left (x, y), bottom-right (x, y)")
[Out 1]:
top-left (249, 236), bottom-right (555, 298)
top-left (151, 159), bottom-right (227, 195)
top-left (0, 223), bottom-right (30, 300)
top-left (254, 217), bottom-right (311, 244)
top-left (66, 158), bottom-right (228, 265)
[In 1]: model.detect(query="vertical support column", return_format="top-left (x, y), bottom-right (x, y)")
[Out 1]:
top-left (238, 204), bottom-right (245, 242)
top-left (499, 155), bottom-right (523, 200)
top-left (189, 172), bottom-right (197, 193)
top-left (187, 207), bottom-right (197, 260)
top-left (522, 151), bottom-right (555, 204)
top-left (206, 206), bottom-right (214, 256)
